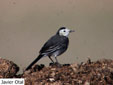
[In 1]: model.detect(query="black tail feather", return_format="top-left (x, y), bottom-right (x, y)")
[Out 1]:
top-left (25, 54), bottom-right (43, 70)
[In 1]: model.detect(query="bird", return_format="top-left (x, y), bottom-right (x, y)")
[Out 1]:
top-left (26, 27), bottom-right (74, 70)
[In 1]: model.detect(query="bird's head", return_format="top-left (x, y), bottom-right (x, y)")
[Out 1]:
top-left (57, 27), bottom-right (74, 37)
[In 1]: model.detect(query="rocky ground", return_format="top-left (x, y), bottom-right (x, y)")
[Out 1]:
top-left (0, 57), bottom-right (113, 85)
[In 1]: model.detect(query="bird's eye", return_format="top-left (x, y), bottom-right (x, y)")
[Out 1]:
top-left (63, 30), bottom-right (66, 32)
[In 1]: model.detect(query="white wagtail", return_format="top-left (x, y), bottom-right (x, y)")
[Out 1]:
top-left (26, 27), bottom-right (74, 70)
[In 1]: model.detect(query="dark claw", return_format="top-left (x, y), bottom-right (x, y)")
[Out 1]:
top-left (49, 62), bottom-right (62, 67)
top-left (63, 64), bottom-right (70, 66)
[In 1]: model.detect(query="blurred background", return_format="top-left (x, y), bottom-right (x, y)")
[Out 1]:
top-left (0, 0), bottom-right (113, 73)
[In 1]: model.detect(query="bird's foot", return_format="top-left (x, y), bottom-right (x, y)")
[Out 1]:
top-left (49, 62), bottom-right (62, 67)
top-left (54, 62), bottom-right (60, 65)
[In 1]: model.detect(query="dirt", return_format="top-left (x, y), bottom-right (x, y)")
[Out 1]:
top-left (0, 57), bottom-right (113, 85)
top-left (0, 57), bottom-right (19, 78)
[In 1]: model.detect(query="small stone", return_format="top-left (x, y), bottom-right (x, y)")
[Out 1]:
top-left (49, 78), bottom-right (55, 82)
top-left (84, 81), bottom-right (90, 85)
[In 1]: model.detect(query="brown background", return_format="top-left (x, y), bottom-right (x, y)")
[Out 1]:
top-left (0, 0), bottom-right (113, 73)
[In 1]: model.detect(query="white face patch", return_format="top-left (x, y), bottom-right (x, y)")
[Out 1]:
top-left (59, 28), bottom-right (70, 37)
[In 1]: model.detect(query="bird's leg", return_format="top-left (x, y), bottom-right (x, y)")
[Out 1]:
top-left (55, 57), bottom-right (62, 67)
top-left (55, 57), bottom-right (59, 64)
top-left (48, 56), bottom-right (54, 63)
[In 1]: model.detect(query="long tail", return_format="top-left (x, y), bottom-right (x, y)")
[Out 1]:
top-left (25, 54), bottom-right (43, 70)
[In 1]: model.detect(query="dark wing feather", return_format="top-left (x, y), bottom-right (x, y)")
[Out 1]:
top-left (39, 35), bottom-right (60, 53)
top-left (39, 35), bottom-right (69, 55)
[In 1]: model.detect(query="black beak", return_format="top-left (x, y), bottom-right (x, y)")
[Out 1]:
top-left (70, 30), bottom-right (75, 33)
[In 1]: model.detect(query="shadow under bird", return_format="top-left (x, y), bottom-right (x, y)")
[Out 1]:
top-left (26, 27), bottom-right (74, 70)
